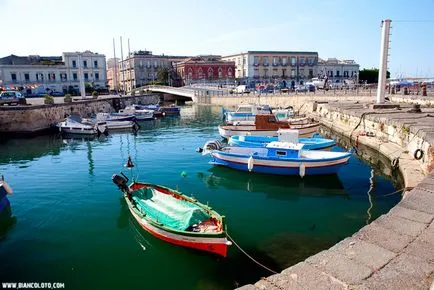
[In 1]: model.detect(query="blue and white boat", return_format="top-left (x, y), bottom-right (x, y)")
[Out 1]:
top-left (228, 129), bottom-right (335, 150)
top-left (223, 104), bottom-right (272, 122)
top-left (201, 141), bottom-right (351, 176)
top-left (119, 105), bottom-right (154, 121)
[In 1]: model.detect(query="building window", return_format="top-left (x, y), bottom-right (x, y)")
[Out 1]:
top-left (24, 73), bottom-right (30, 81)
top-left (254, 69), bottom-right (259, 77)
top-left (228, 68), bottom-right (233, 77)
top-left (188, 68), bottom-right (193, 81)
top-left (73, 73), bottom-right (78, 80)
top-left (72, 60), bottom-right (76, 68)
top-left (282, 57), bottom-right (287, 65)
top-left (254, 56), bottom-right (259, 65)
top-left (48, 73), bottom-right (56, 81)
top-left (263, 57), bottom-right (269, 66)
top-left (218, 67), bottom-right (223, 79)
top-left (290, 57), bottom-right (296, 66)
top-left (273, 56), bottom-right (279, 66)
top-left (208, 68), bottom-right (213, 79)
top-left (308, 58), bottom-right (314, 65)
top-left (36, 73), bottom-right (44, 81)
top-left (84, 73), bottom-right (89, 80)
top-left (300, 69), bottom-right (305, 77)
top-left (60, 73), bottom-right (67, 81)
top-left (95, 73), bottom-right (99, 80)
top-left (264, 69), bottom-right (268, 78)
top-left (291, 69), bottom-right (296, 77)
top-left (11, 73), bottom-right (17, 81)
top-left (94, 60), bottom-right (98, 68)
top-left (83, 60), bottom-right (87, 68)
top-left (237, 58), bottom-right (241, 65)
top-left (344, 71), bottom-right (349, 77)
top-left (336, 71), bottom-right (340, 77)
top-left (198, 68), bottom-right (203, 79)
top-left (309, 69), bottom-right (313, 78)
top-left (299, 57), bottom-right (305, 65)
top-left (282, 69), bottom-right (286, 78)
top-left (328, 71), bottom-right (333, 77)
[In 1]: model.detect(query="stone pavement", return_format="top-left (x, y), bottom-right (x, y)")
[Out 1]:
top-left (238, 102), bottom-right (434, 290)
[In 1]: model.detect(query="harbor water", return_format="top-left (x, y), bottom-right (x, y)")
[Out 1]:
top-left (0, 105), bottom-right (402, 289)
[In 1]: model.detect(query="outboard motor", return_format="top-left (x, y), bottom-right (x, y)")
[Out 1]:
top-left (112, 174), bottom-right (129, 192)
top-left (199, 140), bottom-right (223, 155)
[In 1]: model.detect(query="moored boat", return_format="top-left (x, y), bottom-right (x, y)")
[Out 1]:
top-left (218, 114), bottom-right (320, 139)
top-left (160, 104), bottom-right (181, 116)
top-left (58, 114), bottom-right (107, 136)
top-left (112, 170), bottom-right (231, 257)
top-left (229, 129), bottom-right (335, 150)
top-left (224, 104), bottom-right (272, 122)
top-left (119, 105), bottom-right (154, 121)
top-left (202, 141), bottom-right (351, 176)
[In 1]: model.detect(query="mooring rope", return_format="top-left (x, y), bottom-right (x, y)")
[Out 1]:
top-left (226, 232), bottom-right (278, 275)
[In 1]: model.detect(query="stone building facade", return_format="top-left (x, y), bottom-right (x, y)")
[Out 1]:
top-left (0, 51), bottom-right (107, 95)
top-left (317, 58), bottom-right (360, 84)
top-left (222, 51), bottom-right (319, 85)
top-left (118, 50), bottom-right (189, 91)
top-left (175, 55), bottom-right (235, 85)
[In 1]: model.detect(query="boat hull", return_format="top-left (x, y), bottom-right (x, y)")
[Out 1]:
top-left (229, 136), bottom-right (335, 150)
top-left (218, 123), bottom-right (319, 139)
top-left (126, 196), bottom-right (229, 257)
top-left (210, 151), bottom-right (350, 175)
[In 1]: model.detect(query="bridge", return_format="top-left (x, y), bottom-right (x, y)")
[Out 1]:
top-left (131, 85), bottom-right (225, 103)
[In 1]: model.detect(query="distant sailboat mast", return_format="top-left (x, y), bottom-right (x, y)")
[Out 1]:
top-left (113, 38), bottom-right (118, 94)
top-left (120, 36), bottom-right (125, 94)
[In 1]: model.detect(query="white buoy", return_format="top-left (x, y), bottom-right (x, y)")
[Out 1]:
top-left (247, 156), bottom-right (254, 172)
top-left (299, 163), bottom-right (306, 178)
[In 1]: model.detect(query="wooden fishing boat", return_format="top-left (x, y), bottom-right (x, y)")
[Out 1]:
top-left (202, 141), bottom-right (351, 176)
top-left (112, 173), bottom-right (231, 257)
top-left (228, 129), bottom-right (336, 150)
top-left (218, 114), bottom-right (320, 139)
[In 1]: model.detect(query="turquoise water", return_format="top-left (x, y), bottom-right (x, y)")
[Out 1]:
top-left (0, 105), bottom-right (401, 289)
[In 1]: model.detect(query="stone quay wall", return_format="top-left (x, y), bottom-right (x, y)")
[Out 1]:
top-left (0, 94), bottom-right (159, 134)
top-left (227, 96), bottom-right (434, 289)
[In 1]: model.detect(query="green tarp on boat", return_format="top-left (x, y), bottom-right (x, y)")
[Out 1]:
top-left (132, 187), bottom-right (210, 231)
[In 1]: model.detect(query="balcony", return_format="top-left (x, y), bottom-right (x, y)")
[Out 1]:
top-left (272, 63), bottom-right (280, 67)
top-left (263, 63), bottom-right (269, 67)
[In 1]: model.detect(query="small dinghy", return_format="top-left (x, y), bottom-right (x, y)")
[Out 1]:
top-left (112, 160), bottom-right (231, 257)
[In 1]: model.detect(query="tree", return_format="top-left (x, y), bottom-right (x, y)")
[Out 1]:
top-left (359, 68), bottom-right (391, 84)
top-left (156, 68), bottom-right (169, 85)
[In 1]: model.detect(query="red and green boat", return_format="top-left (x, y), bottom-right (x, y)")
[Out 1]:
top-left (112, 173), bottom-right (231, 257)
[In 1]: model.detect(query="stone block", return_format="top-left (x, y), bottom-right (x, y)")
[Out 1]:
top-left (360, 253), bottom-right (433, 290)
top-left (282, 262), bottom-right (348, 290)
top-left (417, 221), bottom-right (434, 244)
top-left (389, 205), bottom-right (433, 224)
top-left (354, 223), bottom-right (414, 253)
top-left (404, 238), bottom-right (434, 262)
top-left (306, 250), bottom-right (372, 284)
top-left (254, 274), bottom-right (299, 290)
top-left (375, 213), bottom-right (427, 237)
top-left (333, 238), bottom-right (396, 270)
top-left (236, 285), bottom-right (259, 290)
top-left (400, 188), bottom-right (434, 215)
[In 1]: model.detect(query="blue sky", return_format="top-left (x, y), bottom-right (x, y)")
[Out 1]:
top-left (1, 0), bottom-right (433, 78)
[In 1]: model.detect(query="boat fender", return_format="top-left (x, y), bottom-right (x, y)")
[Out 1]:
top-left (299, 163), bottom-right (306, 178)
top-left (414, 149), bottom-right (424, 160)
top-left (391, 157), bottom-right (399, 169)
top-left (247, 156), bottom-right (254, 172)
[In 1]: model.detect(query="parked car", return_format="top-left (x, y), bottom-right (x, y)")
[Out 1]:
top-left (50, 91), bottom-right (65, 97)
top-left (295, 84), bottom-right (316, 92)
top-left (0, 91), bottom-right (25, 106)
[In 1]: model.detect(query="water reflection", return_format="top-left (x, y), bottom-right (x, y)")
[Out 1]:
top-left (198, 166), bottom-right (347, 200)
top-left (0, 135), bottom-right (64, 165)
top-left (0, 204), bottom-right (17, 240)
